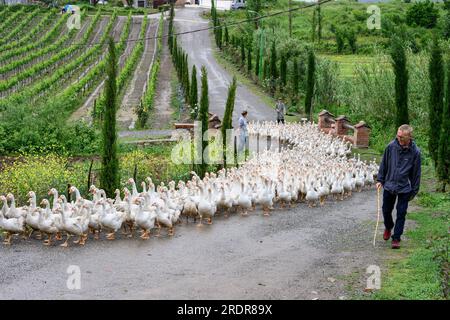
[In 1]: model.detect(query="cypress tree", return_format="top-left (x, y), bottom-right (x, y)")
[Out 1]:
top-left (288, 0), bottom-right (292, 37)
top-left (240, 38), bottom-right (246, 65)
top-left (311, 8), bottom-right (316, 42)
top-left (280, 54), bottom-right (287, 88)
top-left (215, 20), bottom-right (221, 48)
top-left (317, 4), bottom-right (322, 42)
top-left (100, 37), bottom-right (120, 197)
top-left (270, 41), bottom-right (278, 93)
top-left (270, 41), bottom-right (278, 79)
top-left (293, 58), bottom-right (299, 94)
top-left (184, 54), bottom-right (190, 104)
top-left (190, 64), bottom-right (198, 110)
top-left (391, 39), bottom-right (409, 129)
top-left (335, 28), bottom-right (345, 53)
top-left (224, 25), bottom-right (229, 46)
top-left (346, 28), bottom-right (357, 54)
top-left (428, 35), bottom-right (445, 168)
top-left (255, 44), bottom-right (260, 78)
top-left (177, 48), bottom-right (182, 79)
top-left (222, 76), bottom-right (237, 168)
top-left (437, 59), bottom-right (450, 191)
top-left (211, 0), bottom-right (216, 26)
top-left (263, 58), bottom-right (269, 80)
top-left (168, 3), bottom-right (175, 53)
top-left (173, 36), bottom-right (178, 63)
top-left (305, 49), bottom-right (315, 121)
top-left (247, 44), bottom-right (252, 73)
top-left (198, 66), bottom-right (209, 178)
top-left (218, 22), bottom-right (223, 49)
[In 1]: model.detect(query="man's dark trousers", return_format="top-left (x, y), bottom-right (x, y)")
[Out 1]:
top-left (382, 189), bottom-right (410, 241)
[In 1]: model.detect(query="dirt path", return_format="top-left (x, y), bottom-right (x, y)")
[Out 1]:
top-left (88, 16), bottom-right (109, 46)
top-left (73, 16), bottom-right (92, 44)
top-left (174, 7), bottom-right (277, 127)
top-left (118, 19), bottom-right (160, 130)
top-left (150, 19), bottom-right (177, 130)
top-left (0, 187), bottom-right (396, 299)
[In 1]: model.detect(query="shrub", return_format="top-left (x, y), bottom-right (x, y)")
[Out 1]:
top-left (0, 154), bottom-right (86, 205)
top-left (406, 0), bottom-right (439, 29)
top-left (119, 148), bottom-right (191, 186)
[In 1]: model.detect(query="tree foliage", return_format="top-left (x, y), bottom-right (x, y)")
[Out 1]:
top-left (406, 0), bottom-right (439, 29)
top-left (437, 58), bottom-right (450, 190)
top-left (428, 35), bottom-right (445, 168)
top-left (100, 37), bottom-right (120, 198)
top-left (391, 39), bottom-right (409, 129)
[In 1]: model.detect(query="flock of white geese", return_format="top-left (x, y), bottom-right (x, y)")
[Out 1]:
top-left (0, 121), bottom-right (379, 247)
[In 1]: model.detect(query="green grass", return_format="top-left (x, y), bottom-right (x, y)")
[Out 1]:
top-left (359, 165), bottom-right (449, 300)
top-left (319, 54), bottom-right (389, 78)
top-left (371, 208), bottom-right (448, 300)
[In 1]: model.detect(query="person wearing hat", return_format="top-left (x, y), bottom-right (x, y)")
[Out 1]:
top-left (238, 110), bottom-right (249, 153)
top-left (275, 98), bottom-right (286, 124)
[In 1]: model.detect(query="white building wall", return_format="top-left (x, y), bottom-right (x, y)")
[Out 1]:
top-left (198, 0), bottom-right (232, 10)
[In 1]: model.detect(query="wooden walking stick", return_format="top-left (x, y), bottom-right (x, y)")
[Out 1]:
top-left (373, 186), bottom-right (381, 247)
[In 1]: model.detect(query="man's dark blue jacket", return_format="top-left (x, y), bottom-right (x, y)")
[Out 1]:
top-left (377, 138), bottom-right (421, 197)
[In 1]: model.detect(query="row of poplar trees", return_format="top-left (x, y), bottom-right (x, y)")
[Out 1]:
top-left (168, 3), bottom-right (238, 177)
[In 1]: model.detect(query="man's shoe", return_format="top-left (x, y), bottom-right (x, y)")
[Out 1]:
top-left (383, 229), bottom-right (392, 241)
top-left (391, 239), bottom-right (401, 249)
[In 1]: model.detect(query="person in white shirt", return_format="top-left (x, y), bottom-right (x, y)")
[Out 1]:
top-left (275, 98), bottom-right (286, 124)
top-left (238, 110), bottom-right (248, 153)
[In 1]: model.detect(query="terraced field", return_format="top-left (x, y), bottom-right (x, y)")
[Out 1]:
top-left (0, 6), bottom-right (163, 131)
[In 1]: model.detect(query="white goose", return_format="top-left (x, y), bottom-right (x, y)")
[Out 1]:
top-left (38, 199), bottom-right (61, 246)
top-left (0, 206), bottom-right (25, 245)
top-left (134, 197), bottom-right (157, 240)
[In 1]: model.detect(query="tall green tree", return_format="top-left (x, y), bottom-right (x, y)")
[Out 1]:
top-left (211, 0), bottom-right (216, 26)
top-left (437, 58), bottom-right (450, 191)
top-left (288, 0), bottom-right (292, 37)
top-left (311, 8), bottom-right (316, 42)
top-left (292, 58), bottom-right (299, 95)
top-left (317, 4), bottom-right (322, 42)
top-left (100, 37), bottom-right (120, 197)
top-left (280, 54), bottom-right (287, 88)
top-left (247, 44), bottom-right (252, 73)
top-left (222, 76), bottom-right (237, 168)
top-left (168, 3), bottom-right (175, 53)
top-left (198, 66), bottom-right (209, 178)
top-left (224, 25), bottom-right (229, 46)
top-left (240, 38), bottom-right (246, 65)
top-left (263, 58), bottom-right (269, 80)
top-left (428, 35), bottom-right (445, 168)
top-left (183, 54), bottom-right (190, 104)
top-left (335, 28), bottom-right (345, 53)
top-left (255, 44), bottom-right (260, 78)
top-left (269, 41), bottom-right (277, 93)
top-left (305, 49), bottom-right (315, 121)
top-left (190, 64), bottom-right (198, 110)
top-left (346, 28), bottom-right (357, 54)
top-left (391, 39), bottom-right (409, 128)
top-left (443, 1), bottom-right (450, 39)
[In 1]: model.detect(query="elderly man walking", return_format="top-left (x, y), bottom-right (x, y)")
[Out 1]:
top-left (376, 124), bottom-right (421, 249)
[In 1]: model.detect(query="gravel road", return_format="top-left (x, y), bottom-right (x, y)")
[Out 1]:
top-left (0, 187), bottom-right (394, 300)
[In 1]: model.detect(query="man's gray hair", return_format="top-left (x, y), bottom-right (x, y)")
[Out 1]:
top-left (398, 124), bottom-right (413, 137)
